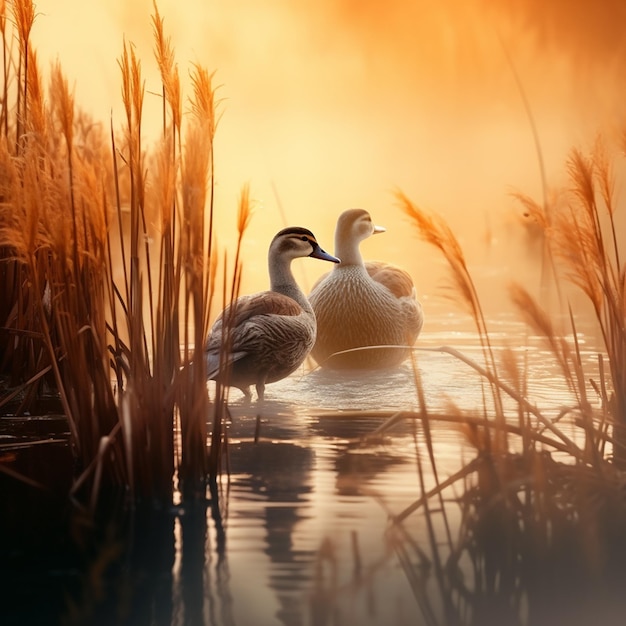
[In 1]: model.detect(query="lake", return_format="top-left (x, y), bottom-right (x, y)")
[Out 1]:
top-left (1, 307), bottom-right (620, 626)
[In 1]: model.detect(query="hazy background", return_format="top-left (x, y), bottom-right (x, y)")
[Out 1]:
top-left (32, 0), bottom-right (626, 315)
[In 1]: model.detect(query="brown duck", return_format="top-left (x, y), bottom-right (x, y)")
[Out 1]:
top-left (205, 226), bottom-right (339, 400)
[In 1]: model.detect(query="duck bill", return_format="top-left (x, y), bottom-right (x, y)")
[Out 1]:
top-left (373, 225), bottom-right (386, 234)
top-left (310, 245), bottom-right (341, 264)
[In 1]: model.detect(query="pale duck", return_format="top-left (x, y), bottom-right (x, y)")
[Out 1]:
top-left (308, 208), bottom-right (423, 369)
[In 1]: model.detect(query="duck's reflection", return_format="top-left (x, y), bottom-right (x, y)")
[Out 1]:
top-left (228, 437), bottom-right (314, 626)
top-left (333, 448), bottom-right (407, 497)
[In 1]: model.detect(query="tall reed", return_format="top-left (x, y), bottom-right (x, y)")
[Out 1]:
top-left (514, 141), bottom-right (626, 464)
top-left (396, 192), bottom-right (512, 468)
top-left (0, 1), bottom-right (242, 506)
top-left (0, 0), bottom-right (49, 402)
top-left (389, 136), bottom-right (626, 623)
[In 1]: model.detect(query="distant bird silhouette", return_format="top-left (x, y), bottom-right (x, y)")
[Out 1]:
top-left (308, 208), bottom-right (423, 369)
top-left (205, 226), bottom-right (339, 401)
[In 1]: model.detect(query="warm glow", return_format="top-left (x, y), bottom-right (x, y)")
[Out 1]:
top-left (32, 0), bottom-right (626, 304)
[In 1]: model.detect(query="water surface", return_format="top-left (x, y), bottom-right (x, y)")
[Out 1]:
top-left (0, 310), bottom-right (612, 625)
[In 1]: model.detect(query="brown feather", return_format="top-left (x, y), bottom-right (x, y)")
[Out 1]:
top-left (219, 291), bottom-right (302, 328)
top-left (365, 261), bottom-right (415, 299)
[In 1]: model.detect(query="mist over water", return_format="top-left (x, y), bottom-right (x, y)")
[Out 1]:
top-left (33, 0), bottom-right (626, 309)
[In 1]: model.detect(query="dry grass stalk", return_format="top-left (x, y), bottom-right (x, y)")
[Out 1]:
top-left (397, 170), bottom-right (624, 465)
top-left (0, 3), bottom-right (238, 505)
top-left (387, 137), bottom-right (626, 623)
top-left (508, 284), bottom-right (596, 436)
top-left (152, 0), bottom-right (181, 136)
top-left (0, 2), bottom-right (44, 391)
top-left (520, 141), bottom-right (626, 463)
top-left (0, 0), bottom-right (10, 137)
top-left (386, 371), bottom-right (625, 623)
top-left (389, 433), bottom-right (626, 625)
top-left (12, 0), bottom-right (35, 145)
top-left (397, 192), bottom-right (508, 455)
top-left (175, 60), bottom-right (222, 498)
top-left (207, 188), bottom-right (250, 480)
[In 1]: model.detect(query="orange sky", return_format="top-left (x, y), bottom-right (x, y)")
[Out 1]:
top-left (31, 0), bottom-right (626, 308)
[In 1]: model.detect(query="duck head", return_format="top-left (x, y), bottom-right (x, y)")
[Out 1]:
top-left (270, 226), bottom-right (340, 264)
top-left (334, 208), bottom-right (385, 265)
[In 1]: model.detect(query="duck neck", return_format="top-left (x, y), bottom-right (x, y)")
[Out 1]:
top-left (335, 233), bottom-right (364, 267)
top-left (269, 256), bottom-right (312, 313)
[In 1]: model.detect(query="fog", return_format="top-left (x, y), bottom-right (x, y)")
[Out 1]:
top-left (32, 0), bottom-right (626, 309)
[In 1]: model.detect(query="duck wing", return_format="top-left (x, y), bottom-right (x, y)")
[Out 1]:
top-left (205, 291), bottom-right (303, 378)
top-left (365, 260), bottom-right (423, 340)
top-left (365, 261), bottom-right (416, 299)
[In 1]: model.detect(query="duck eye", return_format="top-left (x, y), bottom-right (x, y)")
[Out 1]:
top-left (301, 236), bottom-right (310, 242)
